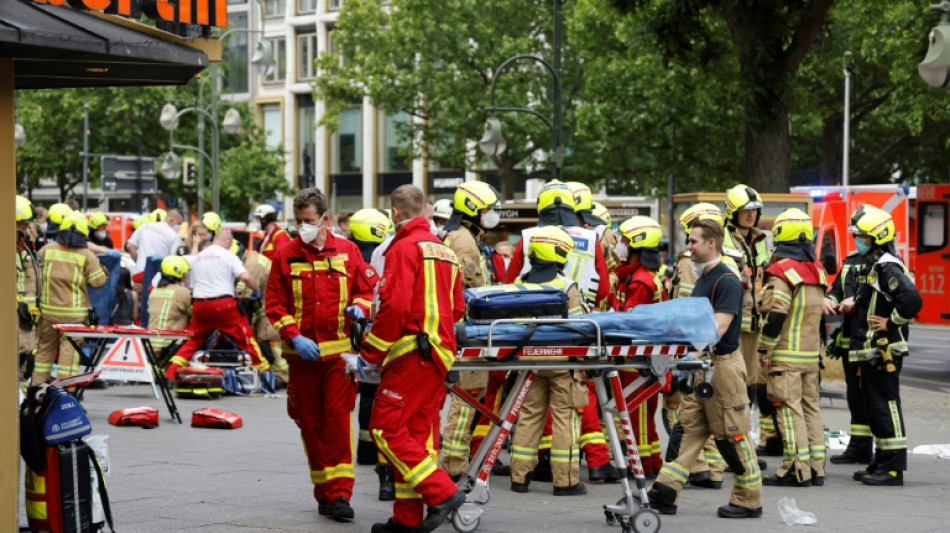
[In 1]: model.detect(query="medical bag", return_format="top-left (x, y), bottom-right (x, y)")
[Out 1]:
top-left (174, 366), bottom-right (226, 399)
top-left (191, 408), bottom-right (243, 429)
top-left (108, 406), bottom-right (160, 428)
top-left (464, 285), bottom-right (568, 324)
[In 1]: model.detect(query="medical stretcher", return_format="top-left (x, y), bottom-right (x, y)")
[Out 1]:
top-left (443, 318), bottom-right (712, 533)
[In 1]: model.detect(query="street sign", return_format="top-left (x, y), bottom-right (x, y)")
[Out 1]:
top-left (102, 176), bottom-right (157, 194)
top-left (101, 155), bottom-right (156, 176)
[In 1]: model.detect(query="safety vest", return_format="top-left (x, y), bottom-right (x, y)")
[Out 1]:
top-left (520, 225), bottom-right (601, 305)
top-left (760, 259), bottom-right (827, 367)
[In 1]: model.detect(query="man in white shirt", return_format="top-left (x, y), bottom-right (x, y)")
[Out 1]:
top-left (126, 208), bottom-right (183, 274)
top-left (164, 230), bottom-right (270, 380)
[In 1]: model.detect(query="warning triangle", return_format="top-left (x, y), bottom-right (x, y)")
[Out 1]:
top-left (100, 338), bottom-right (147, 368)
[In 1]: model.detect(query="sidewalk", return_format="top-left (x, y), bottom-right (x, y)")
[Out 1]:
top-left (19, 380), bottom-right (950, 533)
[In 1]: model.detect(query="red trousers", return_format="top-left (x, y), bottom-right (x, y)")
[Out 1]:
top-left (371, 353), bottom-right (457, 528)
top-left (620, 371), bottom-right (662, 475)
top-left (541, 381), bottom-right (610, 469)
top-left (287, 356), bottom-right (358, 503)
top-left (470, 370), bottom-right (507, 454)
top-left (168, 297), bottom-right (265, 375)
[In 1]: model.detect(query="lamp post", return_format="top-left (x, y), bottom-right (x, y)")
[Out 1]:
top-left (479, 0), bottom-right (565, 182)
top-left (919, 1), bottom-right (950, 87)
top-left (842, 51), bottom-right (852, 188)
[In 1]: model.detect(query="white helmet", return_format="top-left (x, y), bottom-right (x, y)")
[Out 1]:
top-left (433, 199), bottom-right (453, 220)
top-left (254, 204), bottom-right (278, 226)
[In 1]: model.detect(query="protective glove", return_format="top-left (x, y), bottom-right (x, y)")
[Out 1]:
top-left (249, 290), bottom-right (261, 301)
top-left (345, 305), bottom-right (365, 321)
top-left (291, 335), bottom-right (321, 361)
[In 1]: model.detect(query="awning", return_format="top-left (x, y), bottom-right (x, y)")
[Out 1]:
top-left (0, 1), bottom-right (210, 89)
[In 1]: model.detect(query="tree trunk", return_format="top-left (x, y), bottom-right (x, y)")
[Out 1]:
top-left (744, 101), bottom-right (791, 193)
top-left (497, 156), bottom-right (519, 201)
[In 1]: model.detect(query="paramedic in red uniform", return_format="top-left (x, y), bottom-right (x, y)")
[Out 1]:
top-left (265, 188), bottom-right (375, 522)
top-left (360, 184), bottom-right (467, 533)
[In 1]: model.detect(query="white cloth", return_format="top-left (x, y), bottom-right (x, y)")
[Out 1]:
top-left (128, 222), bottom-right (180, 273)
top-left (369, 234), bottom-right (394, 314)
top-left (190, 244), bottom-right (247, 299)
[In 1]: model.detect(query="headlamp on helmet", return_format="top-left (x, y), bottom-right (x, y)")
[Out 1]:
top-left (619, 216), bottom-right (662, 249)
top-left (772, 208), bottom-right (813, 243)
top-left (528, 226), bottom-right (574, 265)
top-left (724, 184), bottom-right (763, 224)
top-left (454, 181), bottom-right (500, 218)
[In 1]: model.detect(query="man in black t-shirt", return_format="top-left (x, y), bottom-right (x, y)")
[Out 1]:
top-left (648, 218), bottom-right (763, 519)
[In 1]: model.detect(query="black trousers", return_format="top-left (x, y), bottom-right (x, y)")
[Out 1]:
top-left (843, 357), bottom-right (873, 457)
top-left (860, 357), bottom-right (906, 472)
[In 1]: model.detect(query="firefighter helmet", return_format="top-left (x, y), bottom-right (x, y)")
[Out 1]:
top-left (151, 208), bottom-right (167, 222)
top-left (202, 211), bottom-right (222, 234)
top-left (591, 202), bottom-right (611, 226)
top-left (567, 182), bottom-right (593, 212)
top-left (133, 214), bottom-right (151, 230)
top-left (619, 216), bottom-right (662, 249)
top-left (536, 180), bottom-right (576, 213)
top-left (161, 255), bottom-right (191, 279)
top-left (16, 196), bottom-right (33, 222)
top-left (432, 199), bottom-right (453, 220)
top-left (724, 184), bottom-right (763, 222)
top-left (88, 211), bottom-right (109, 230)
top-left (528, 225), bottom-right (574, 265)
top-left (60, 211), bottom-right (89, 237)
top-left (254, 204), bottom-right (279, 226)
top-left (679, 203), bottom-right (723, 232)
top-left (772, 208), bottom-right (813, 243)
top-left (454, 181), bottom-right (500, 217)
top-left (48, 203), bottom-right (74, 225)
top-left (349, 208), bottom-right (393, 244)
top-left (849, 204), bottom-right (895, 245)
top-left (229, 238), bottom-right (247, 258)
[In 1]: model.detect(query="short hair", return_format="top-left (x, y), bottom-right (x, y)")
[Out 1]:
top-left (690, 218), bottom-right (724, 252)
top-left (336, 210), bottom-right (353, 225)
top-left (391, 185), bottom-right (424, 217)
top-left (166, 209), bottom-right (184, 224)
top-left (294, 188), bottom-right (329, 215)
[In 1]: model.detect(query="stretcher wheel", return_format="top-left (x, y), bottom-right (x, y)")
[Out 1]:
top-left (695, 381), bottom-right (714, 401)
top-left (604, 508), bottom-right (617, 525)
top-left (451, 509), bottom-right (480, 533)
top-left (632, 509), bottom-right (660, 533)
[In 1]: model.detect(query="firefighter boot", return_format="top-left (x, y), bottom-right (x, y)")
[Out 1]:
top-left (862, 470), bottom-right (903, 487)
top-left (717, 504), bottom-right (763, 519)
top-left (375, 463), bottom-right (395, 501)
top-left (646, 482), bottom-right (678, 515)
top-left (416, 491), bottom-right (466, 533)
top-left (532, 453), bottom-right (553, 482)
top-left (370, 518), bottom-right (414, 533)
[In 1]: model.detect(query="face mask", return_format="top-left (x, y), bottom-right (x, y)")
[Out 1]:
top-left (38, 223), bottom-right (47, 234)
top-left (94, 230), bottom-right (108, 240)
top-left (481, 209), bottom-right (500, 229)
top-left (171, 224), bottom-right (181, 234)
top-left (298, 223), bottom-right (319, 243)
top-left (855, 239), bottom-right (871, 256)
top-left (430, 219), bottom-right (441, 236)
top-left (614, 242), bottom-right (629, 261)
top-left (692, 259), bottom-right (719, 278)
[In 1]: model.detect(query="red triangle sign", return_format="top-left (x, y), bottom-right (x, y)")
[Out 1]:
top-left (101, 337), bottom-right (147, 368)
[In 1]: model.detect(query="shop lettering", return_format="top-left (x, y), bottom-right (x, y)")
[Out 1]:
top-left (33, 0), bottom-right (228, 28)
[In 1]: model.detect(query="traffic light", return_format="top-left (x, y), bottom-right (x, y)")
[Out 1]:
top-left (182, 156), bottom-right (197, 186)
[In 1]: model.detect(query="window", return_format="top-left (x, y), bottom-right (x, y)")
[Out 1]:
top-left (331, 105), bottom-right (362, 173)
top-left (328, 0), bottom-right (342, 11)
top-left (223, 13), bottom-right (248, 94)
top-left (261, 104), bottom-right (282, 151)
top-left (296, 0), bottom-right (316, 14)
top-left (919, 202), bottom-right (948, 252)
top-left (297, 94), bottom-right (315, 189)
top-left (296, 31), bottom-right (317, 81)
top-left (818, 227), bottom-right (837, 275)
top-left (264, 0), bottom-right (285, 17)
top-left (261, 38), bottom-right (287, 83)
top-left (378, 111), bottom-right (411, 172)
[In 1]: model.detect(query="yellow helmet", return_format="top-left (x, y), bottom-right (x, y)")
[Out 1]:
top-left (591, 202), bottom-right (611, 226)
top-left (151, 208), bottom-right (167, 222)
top-left (349, 208), bottom-right (393, 244)
top-left (48, 203), bottom-right (74, 225)
top-left (772, 208), bottom-right (813, 243)
top-left (16, 196), bottom-right (33, 222)
top-left (849, 204), bottom-right (895, 245)
top-left (60, 211), bottom-right (89, 237)
top-left (202, 211), bottom-right (222, 234)
top-left (679, 202), bottom-right (723, 232)
top-left (528, 225), bottom-right (574, 265)
top-left (88, 211), bottom-right (109, 230)
top-left (724, 184), bottom-right (763, 222)
top-left (567, 182), bottom-right (593, 212)
top-left (619, 216), bottom-right (662, 249)
top-left (454, 181), bottom-right (500, 217)
top-left (161, 255), bottom-right (191, 279)
top-left (536, 180), bottom-right (576, 213)
top-left (133, 214), bottom-right (151, 230)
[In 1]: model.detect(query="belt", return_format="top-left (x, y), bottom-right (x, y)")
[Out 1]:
top-left (193, 295), bottom-right (233, 302)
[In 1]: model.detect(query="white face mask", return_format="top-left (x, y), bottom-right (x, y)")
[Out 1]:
top-left (614, 242), bottom-right (629, 261)
top-left (481, 209), bottom-right (500, 229)
top-left (298, 223), bottom-right (319, 243)
top-left (692, 258), bottom-right (720, 278)
top-left (94, 230), bottom-right (108, 240)
top-left (38, 223), bottom-right (47, 234)
top-left (430, 219), bottom-right (441, 236)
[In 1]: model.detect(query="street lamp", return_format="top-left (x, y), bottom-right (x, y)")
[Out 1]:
top-left (481, 0), bottom-right (566, 182)
top-left (161, 151), bottom-right (182, 181)
top-left (14, 123), bottom-right (26, 147)
top-left (919, 1), bottom-right (950, 87)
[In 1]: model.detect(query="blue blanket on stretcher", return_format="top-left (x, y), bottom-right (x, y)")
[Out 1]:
top-left (461, 297), bottom-right (719, 349)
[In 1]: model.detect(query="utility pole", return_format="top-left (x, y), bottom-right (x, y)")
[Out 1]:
top-left (842, 51), bottom-right (852, 187)
top-left (82, 104), bottom-right (90, 211)
top-left (136, 132), bottom-right (144, 212)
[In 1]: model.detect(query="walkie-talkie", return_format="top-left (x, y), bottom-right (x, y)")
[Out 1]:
top-left (413, 318), bottom-right (432, 361)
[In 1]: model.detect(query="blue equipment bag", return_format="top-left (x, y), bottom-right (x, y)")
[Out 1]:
top-left (464, 284), bottom-right (568, 324)
top-left (42, 386), bottom-right (93, 445)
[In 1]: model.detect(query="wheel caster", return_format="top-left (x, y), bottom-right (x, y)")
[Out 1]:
top-left (604, 508), bottom-right (617, 526)
top-left (451, 503), bottom-right (482, 533)
top-left (632, 508), bottom-right (661, 533)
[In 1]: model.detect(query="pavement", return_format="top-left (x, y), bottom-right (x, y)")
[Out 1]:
top-left (17, 360), bottom-right (950, 532)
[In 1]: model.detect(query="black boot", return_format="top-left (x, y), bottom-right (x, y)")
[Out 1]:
top-left (376, 463), bottom-right (395, 501)
top-left (646, 482), bottom-right (678, 515)
top-left (532, 453), bottom-right (553, 482)
top-left (371, 518), bottom-right (414, 533)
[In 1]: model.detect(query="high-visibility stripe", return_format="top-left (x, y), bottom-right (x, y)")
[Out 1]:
top-left (781, 406), bottom-right (796, 456)
top-left (394, 483), bottom-right (423, 499)
top-left (772, 290), bottom-right (792, 305)
top-left (579, 432), bottom-right (606, 447)
top-left (735, 436), bottom-right (761, 488)
top-left (310, 463), bottom-right (355, 483)
top-left (274, 315), bottom-right (295, 331)
top-left (889, 401), bottom-right (903, 440)
top-left (359, 429), bottom-right (372, 443)
top-left (659, 461), bottom-right (689, 483)
top-left (851, 424), bottom-right (872, 437)
top-left (365, 332), bottom-right (393, 351)
top-left (442, 405), bottom-right (473, 458)
top-left (876, 437), bottom-right (907, 451)
top-left (511, 445), bottom-right (538, 460)
top-left (809, 444), bottom-right (826, 459)
top-left (353, 297), bottom-right (372, 308)
top-left (771, 351), bottom-right (819, 364)
top-left (539, 435), bottom-right (552, 450)
top-left (337, 277), bottom-right (347, 342)
top-left (788, 286), bottom-right (805, 353)
top-left (292, 279), bottom-right (303, 325)
top-left (890, 308), bottom-right (910, 325)
top-left (759, 417), bottom-right (775, 430)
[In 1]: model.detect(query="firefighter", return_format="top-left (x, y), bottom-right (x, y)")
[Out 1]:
top-left (430, 198), bottom-right (452, 238)
top-left (165, 230), bottom-right (269, 379)
top-left (147, 255), bottom-right (192, 356)
top-left (255, 204), bottom-right (291, 261)
top-left (647, 218), bottom-right (762, 519)
top-left (757, 208), bottom-right (828, 487)
top-left (33, 212), bottom-right (109, 383)
top-left (824, 251), bottom-right (874, 465)
top-left (845, 205), bottom-right (922, 486)
top-left (724, 184), bottom-right (775, 455)
top-left (202, 211), bottom-right (223, 237)
top-left (439, 181), bottom-right (508, 481)
top-left (265, 188), bottom-right (375, 521)
top-left (88, 212), bottom-right (114, 249)
top-left (347, 208), bottom-right (396, 502)
top-left (358, 185), bottom-right (466, 533)
top-left (17, 196), bottom-right (41, 390)
top-left (612, 216), bottom-right (665, 477)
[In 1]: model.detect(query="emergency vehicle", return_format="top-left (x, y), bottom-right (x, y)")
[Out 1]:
top-left (494, 196), bottom-right (659, 240)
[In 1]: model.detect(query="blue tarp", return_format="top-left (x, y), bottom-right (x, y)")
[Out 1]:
top-left (88, 250), bottom-right (122, 325)
top-left (462, 297), bottom-right (719, 348)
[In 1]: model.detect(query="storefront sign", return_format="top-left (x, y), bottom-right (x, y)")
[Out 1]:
top-left (33, 0), bottom-right (227, 28)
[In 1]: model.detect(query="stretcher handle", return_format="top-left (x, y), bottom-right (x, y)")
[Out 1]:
top-left (670, 360), bottom-right (706, 371)
top-left (486, 318), bottom-right (603, 356)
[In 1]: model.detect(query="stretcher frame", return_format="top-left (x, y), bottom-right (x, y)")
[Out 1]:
top-left (443, 318), bottom-right (710, 533)
top-left (54, 325), bottom-right (191, 424)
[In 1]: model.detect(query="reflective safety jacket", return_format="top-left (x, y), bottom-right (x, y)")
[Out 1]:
top-left (726, 224), bottom-right (769, 332)
top-left (758, 258), bottom-right (827, 370)
top-left (266, 231), bottom-right (376, 358)
top-left (825, 253), bottom-right (864, 351)
top-left (238, 250), bottom-right (280, 342)
top-left (147, 283), bottom-right (192, 348)
top-left (361, 217), bottom-right (465, 375)
top-left (506, 225), bottom-right (610, 307)
top-left (259, 224), bottom-right (292, 262)
top-left (37, 244), bottom-right (108, 320)
top-left (848, 253), bottom-right (922, 362)
top-left (614, 262), bottom-right (662, 311)
top-left (444, 224), bottom-right (492, 289)
top-left (17, 236), bottom-right (40, 305)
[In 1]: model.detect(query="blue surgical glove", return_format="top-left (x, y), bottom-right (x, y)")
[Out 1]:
top-left (291, 335), bottom-right (321, 361)
top-left (345, 305), bottom-right (365, 321)
top-left (249, 290), bottom-right (261, 301)
top-left (356, 357), bottom-right (368, 380)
